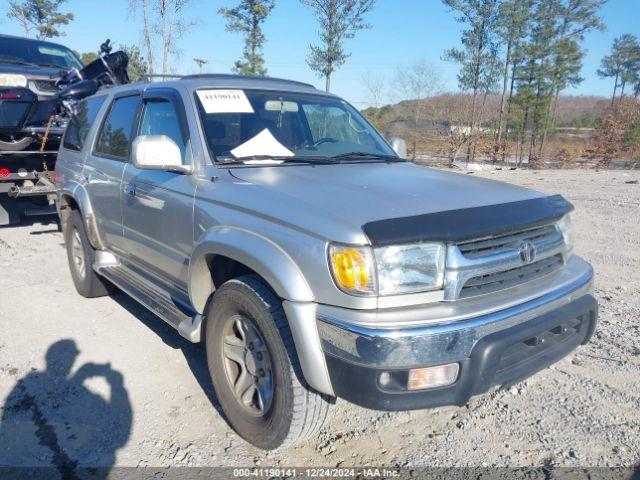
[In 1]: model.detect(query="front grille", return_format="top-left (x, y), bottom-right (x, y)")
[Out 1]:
top-left (33, 80), bottom-right (58, 93)
top-left (459, 253), bottom-right (564, 298)
top-left (459, 224), bottom-right (560, 259)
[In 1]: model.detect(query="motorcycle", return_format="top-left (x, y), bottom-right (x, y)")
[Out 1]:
top-left (0, 39), bottom-right (129, 152)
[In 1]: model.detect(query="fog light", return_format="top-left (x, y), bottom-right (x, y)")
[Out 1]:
top-left (378, 371), bottom-right (391, 387)
top-left (407, 363), bottom-right (460, 390)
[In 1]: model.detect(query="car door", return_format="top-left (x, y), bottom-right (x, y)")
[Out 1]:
top-left (120, 88), bottom-right (195, 298)
top-left (85, 92), bottom-right (141, 253)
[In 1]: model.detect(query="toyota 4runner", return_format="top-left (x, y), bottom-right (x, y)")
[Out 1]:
top-left (55, 75), bottom-right (597, 450)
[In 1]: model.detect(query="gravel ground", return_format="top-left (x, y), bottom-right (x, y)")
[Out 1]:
top-left (0, 169), bottom-right (639, 472)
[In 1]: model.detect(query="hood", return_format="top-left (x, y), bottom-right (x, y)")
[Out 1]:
top-left (226, 162), bottom-right (545, 244)
top-left (0, 62), bottom-right (62, 79)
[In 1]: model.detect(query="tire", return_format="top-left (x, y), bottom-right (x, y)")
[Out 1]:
top-left (0, 136), bottom-right (33, 152)
top-left (205, 275), bottom-right (332, 450)
top-left (64, 208), bottom-right (114, 298)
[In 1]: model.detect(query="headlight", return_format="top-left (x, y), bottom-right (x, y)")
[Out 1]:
top-left (0, 74), bottom-right (28, 88)
top-left (329, 242), bottom-right (445, 296)
top-left (375, 243), bottom-right (445, 294)
top-left (556, 214), bottom-right (574, 251)
top-left (329, 245), bottom-right (376, 295)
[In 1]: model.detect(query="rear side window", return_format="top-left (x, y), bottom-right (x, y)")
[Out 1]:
top-left (63, 96), bottom-right (107, 151)
top-left (94, 95), bottom-right (140, 159)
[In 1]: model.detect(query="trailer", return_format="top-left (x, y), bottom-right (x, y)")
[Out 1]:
top-left (0, 150), bottom-right (58, 226)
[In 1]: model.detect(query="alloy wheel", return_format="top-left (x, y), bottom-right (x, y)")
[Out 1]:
top-left (221, 314), bottom-right (274, 416)
top-left (70, 228), bottom-right (86, 280)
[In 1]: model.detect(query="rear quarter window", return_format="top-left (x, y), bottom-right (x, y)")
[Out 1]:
top-left (62, 96), bottom-right (107, 152)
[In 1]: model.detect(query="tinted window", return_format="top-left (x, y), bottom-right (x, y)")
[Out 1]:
top-left (63, 96), bottom-right (107, 151)
top-left (138, 100), bottom-right (186, 161)
top-left (94, 95), bottom-right (140, 159)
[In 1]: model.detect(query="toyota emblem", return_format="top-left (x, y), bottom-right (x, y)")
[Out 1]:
top-left (519, 241), bottom-right (537, 264)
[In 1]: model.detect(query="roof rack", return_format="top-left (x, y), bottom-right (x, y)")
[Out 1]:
top-left (180, 73), bottom-right (316, 89)
top-left (140, 74), bottom-right (184, 82)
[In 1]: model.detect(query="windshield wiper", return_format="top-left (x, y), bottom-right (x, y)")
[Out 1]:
top-left (35, 62), bottom-right (67, 69)
top-left (0, 58), bottom-right (67, 70)
top-left (0, 59), bottom-right (40, 67)
top-left (330, 152), bottom-right (402, 162)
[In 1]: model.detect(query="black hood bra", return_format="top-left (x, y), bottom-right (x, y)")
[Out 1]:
top-left (362, 195), bottom-right (574, 247)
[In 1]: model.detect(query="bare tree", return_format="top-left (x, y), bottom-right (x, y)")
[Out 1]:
top-left (129, 0), bottom-right (196, 76)
top-left (394, 61), bottom-right (444, 159)
top-left (361, 71), bottom-right (385, 109)
top-left (360, 71), bottom-right (387, 130)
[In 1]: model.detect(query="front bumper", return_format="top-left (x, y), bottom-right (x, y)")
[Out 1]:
top-left (316, 256), bottom-right (596, 410)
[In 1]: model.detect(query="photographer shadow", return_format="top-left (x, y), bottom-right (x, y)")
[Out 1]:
top-left (0, 339), bottom-right (131, 479)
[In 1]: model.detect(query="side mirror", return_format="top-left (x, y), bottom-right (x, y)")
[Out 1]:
top-left (131, 135), bottom-right (191, 173)
top-left (389, 137), bottom-right (407, 159)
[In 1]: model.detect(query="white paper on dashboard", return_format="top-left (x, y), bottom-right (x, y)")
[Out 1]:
top-left (196, 89), bottom-right (254, 114)
top-left (231, 129), bottom-right (294, 159)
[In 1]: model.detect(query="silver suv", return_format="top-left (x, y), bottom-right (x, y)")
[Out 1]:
top-left (55, 75), bottom-right (597, 450)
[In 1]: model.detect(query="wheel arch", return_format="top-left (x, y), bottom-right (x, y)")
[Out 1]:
top-left (57, 182), bottom-right (105, 250)
top-left (188, 226), bottom-right (314, 314)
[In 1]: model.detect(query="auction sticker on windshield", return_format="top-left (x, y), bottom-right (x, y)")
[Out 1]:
top-left (197, 89), bottom-right (254, 114)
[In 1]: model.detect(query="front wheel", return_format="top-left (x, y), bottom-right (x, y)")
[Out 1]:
top-left (205, 275), bottom-right (332, 449)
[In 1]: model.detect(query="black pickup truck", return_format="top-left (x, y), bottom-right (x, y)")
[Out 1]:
top-left (0, 34), bottom-right (130, 224)
top-left (0, 34), bottom-right (83, 151)
top-left (0, 34), bottom-right (83, 223)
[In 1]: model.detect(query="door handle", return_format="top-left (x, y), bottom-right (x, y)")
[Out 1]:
top-left (125, 183), bottom-right (136, 197)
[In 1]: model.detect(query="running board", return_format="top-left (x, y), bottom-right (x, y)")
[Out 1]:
top-left (97, 264), bottom-right (202, 343)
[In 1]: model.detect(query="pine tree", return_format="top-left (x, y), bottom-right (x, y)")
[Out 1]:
top-left (538, 0), bottom-right (605, 157)
top-left (301, 0), bottom-right (375, 92)
top-left (7, 0), bottom-right (74, 40)
top-left (494, 0), bottom-right (533, 152)
top-left (219, 0), bottom-right (275, 76)
top-left (598, 35), bottom-right (640, 105)
top-left (504, 0), bottom-right (605, 164)
top-left (442, 0), bottom-right (502, 162)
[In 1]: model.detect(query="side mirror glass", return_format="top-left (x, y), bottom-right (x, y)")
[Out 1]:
top-left (389, 137), bottom-right (407, 159)
top-left (131, 135), bottom-right (191, 173)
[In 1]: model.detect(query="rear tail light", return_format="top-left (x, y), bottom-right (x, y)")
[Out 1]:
top-left (0, 93), bottom-right (21, 100)
top-left (0, 168), bottom-right (10, 178)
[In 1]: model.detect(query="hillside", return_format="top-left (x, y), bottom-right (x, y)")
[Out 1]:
top-left (362, 93), bottom-right (610, 132)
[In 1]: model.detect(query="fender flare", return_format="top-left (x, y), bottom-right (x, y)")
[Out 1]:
top-left (58, 182), bottom-right (106, 250)
top-left (188, 226), bottom-right (334, 395)
top-left (188, 225), bottom-right (315, 314)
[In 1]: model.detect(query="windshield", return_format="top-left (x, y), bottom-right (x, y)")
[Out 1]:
top-left (0, 37), bottom-right (83, 70)
top-left (195, 89), bottom-right (396, 163)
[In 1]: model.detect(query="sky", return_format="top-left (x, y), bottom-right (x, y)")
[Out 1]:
top-left (1, 0), bottom-right (638, 107)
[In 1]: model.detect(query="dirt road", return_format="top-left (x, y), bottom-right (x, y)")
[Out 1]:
top-left (0, 169), bottom-right (639, 471)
